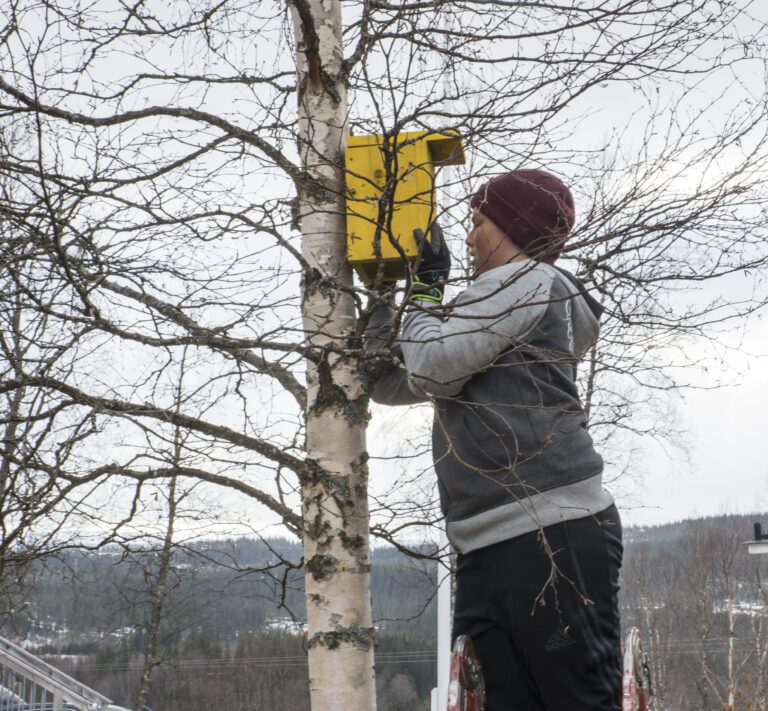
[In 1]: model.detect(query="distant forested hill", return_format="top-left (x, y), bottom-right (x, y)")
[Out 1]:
top-left (12, 537), bottom-right (438, 646)
top-left (3, 512), bottom-right (767, 710)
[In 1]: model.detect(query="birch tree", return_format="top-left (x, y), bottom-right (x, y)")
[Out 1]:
top-left (621, 517), bottom-right (768, 710)
top-left (1, 2), bottom-right (767, 710)
top-left (291, 0), bottom-right (377, 705)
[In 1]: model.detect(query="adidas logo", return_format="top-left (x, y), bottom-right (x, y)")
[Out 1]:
top-left (544, 628), bottom-right (577, 651)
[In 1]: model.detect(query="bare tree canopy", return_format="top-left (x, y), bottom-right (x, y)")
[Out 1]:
top-left (1, 1), bottom-right (767, 708)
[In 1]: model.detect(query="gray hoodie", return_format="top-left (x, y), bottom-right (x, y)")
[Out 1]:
top-left (367, 259), bottom-right (613, 554)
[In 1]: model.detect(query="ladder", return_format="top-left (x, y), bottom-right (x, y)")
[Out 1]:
top-left (0, 635), bottom-right (113, 711)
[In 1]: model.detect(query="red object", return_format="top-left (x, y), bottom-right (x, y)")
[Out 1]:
top-left (469, 169), bottom-right (575, 263)
top-left (622, 627), bottom-right (653, 711)
top-left (447, 635), bottom-right (485, 711)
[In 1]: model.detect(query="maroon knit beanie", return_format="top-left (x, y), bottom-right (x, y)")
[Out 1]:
top-left (469, 169), bottom-right (575, 263)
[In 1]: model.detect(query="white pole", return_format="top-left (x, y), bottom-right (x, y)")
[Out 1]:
top-left (433, 12), bottom-right (459, 704)
top-left (431, 529), bottom-right (452, 711)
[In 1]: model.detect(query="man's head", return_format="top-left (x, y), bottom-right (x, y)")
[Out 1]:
top-left (468, 169), bottom-right (575, 272)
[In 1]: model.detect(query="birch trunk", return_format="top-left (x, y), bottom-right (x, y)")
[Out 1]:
top-left (135, 475), bottom-right (177, 711)
top-left (726, 594), bottom-right (735, 711)
top-left (289, 1), bottom-right (377, 709)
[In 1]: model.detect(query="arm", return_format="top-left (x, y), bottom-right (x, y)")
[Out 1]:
top-left (363, 303), bottom-right (430, 406)
top-left (399, 261), bottom-right (555, 398)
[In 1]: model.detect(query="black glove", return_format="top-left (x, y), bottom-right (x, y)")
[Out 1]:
top-left (411, 223), bottom-right (451, 304)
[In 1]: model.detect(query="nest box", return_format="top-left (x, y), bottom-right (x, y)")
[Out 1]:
top-left (345, 129), bottom-right (466, 282)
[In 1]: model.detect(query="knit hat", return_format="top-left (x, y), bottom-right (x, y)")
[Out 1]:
top-left (469, 169), bottom-right (575, 263)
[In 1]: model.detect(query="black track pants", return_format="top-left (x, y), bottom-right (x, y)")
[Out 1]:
top-left (452, 505), bottom-right (623, 711)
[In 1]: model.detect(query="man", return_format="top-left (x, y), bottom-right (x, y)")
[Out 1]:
top-left (366, 169), bottom-right (622, 710)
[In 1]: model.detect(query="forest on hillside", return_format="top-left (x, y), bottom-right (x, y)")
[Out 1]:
top-left (2, 2), bottom-right (766, 710)
top-left (5, 537), bottom-right (439, 710)
top-left (2, 513), bottom-right (767, 710)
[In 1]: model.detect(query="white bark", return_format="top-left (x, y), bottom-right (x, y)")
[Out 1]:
top-left (721, 537), bottom-right (737, 711)
top-left (135, 476), bottom-right (177, 711)
top-left (726, 584), bottom-right (735, 711)
top-left (290, 0), bottom-right (377, 709)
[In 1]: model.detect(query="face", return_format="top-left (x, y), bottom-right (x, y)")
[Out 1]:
top-left (466, 210), bottom-right (524, 274)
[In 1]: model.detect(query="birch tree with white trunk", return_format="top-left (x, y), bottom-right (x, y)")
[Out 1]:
top-left (1, 2), bottom-right (768, 710)
top-left (290, 0), bottom-right (377, 707)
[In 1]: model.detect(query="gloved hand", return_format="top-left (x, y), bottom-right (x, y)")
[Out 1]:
top-left (411, 223), bottom-right (451, 304)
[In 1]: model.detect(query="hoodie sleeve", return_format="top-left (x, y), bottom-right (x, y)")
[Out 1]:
top-left (363, 303), bottom-right (430, 406)
top-left (399, 261), bottom-right (555, 398)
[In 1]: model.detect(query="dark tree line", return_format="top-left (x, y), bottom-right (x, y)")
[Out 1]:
top-left (1, 1), bottom-right (768, 707)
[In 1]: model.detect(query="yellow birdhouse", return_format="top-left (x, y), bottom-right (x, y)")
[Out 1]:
top-left (345, 129), bottom-right (465, 283)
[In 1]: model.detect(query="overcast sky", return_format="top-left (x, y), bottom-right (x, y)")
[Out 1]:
top-left (366, 315), bottom-right (768, 535)
top-left (622, 315), bottom-right (768, 527)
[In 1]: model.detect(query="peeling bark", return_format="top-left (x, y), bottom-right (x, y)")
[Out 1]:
top-left (289, 0), bottom-right (377, 708)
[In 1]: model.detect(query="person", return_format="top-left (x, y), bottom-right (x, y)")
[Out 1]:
top-left (365, 169), bottom-right (623, 710)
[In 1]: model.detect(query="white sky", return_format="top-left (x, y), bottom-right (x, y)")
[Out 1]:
top-left (365, 289), bottom-right (768, 533)
top-left (9, 1), bottom-right (767, 540)
top-left (622, 315), bottom-right (768, 526)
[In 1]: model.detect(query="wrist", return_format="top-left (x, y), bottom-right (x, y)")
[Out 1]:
top-left (409, 276), bottom-right (444, 304)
